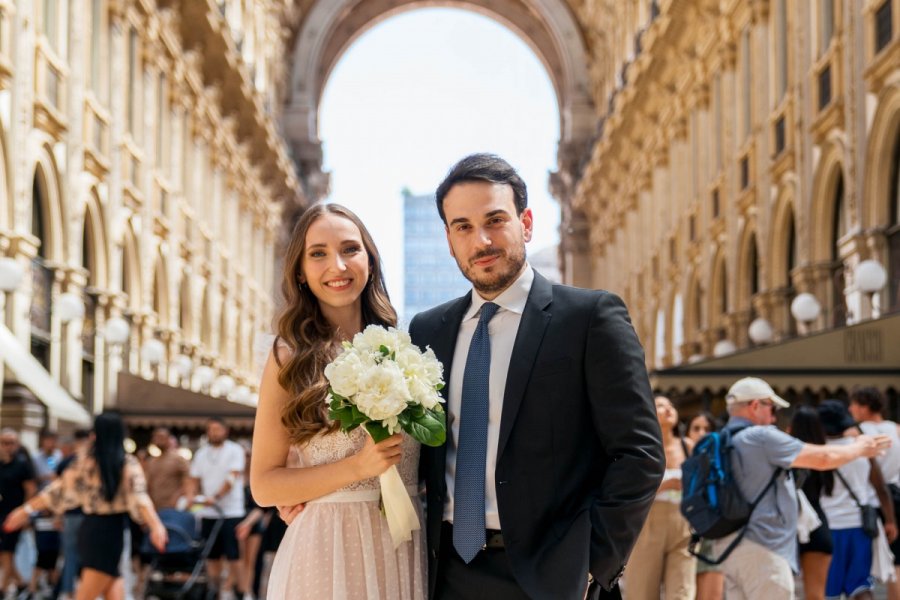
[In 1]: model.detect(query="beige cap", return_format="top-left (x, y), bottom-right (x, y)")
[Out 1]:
top-left (726, 377), bottom-right (790, 409)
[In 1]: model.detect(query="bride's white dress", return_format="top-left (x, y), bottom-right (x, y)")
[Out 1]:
top-left (266, 427), bottom-right (426, 599)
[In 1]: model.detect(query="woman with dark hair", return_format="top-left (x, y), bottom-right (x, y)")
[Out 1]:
top-left (789, 405), bottom-right (834, 600)
top-left (3, 411), bottom-right (167, 600)
top-left (686, 412), bottom-right (720, 445)
top-left (250, 203), bottom-right (424, 599)
top-left (684, 411), bottom-right (725, 600)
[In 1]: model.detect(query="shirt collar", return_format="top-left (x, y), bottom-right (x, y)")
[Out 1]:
top-left (463, 265), bottom-right (534, 321)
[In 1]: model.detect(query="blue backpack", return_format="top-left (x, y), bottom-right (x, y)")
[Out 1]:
top-left (680, 425), bottom-right (781, 564)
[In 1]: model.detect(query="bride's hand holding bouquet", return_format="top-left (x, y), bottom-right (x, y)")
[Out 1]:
top-left (324, 324), bottom-right (446, 546)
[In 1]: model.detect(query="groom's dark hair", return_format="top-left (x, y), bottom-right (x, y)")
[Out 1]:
top-left (435, 153), bottom-right (528, 224)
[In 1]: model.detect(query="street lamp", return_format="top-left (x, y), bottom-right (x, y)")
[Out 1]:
top-left (56, 293), bottom-right (86, 324)
top-left (102, 317), bottom-right (131, 346)
top-left (194, 365), bottom-right (216, 391)
top-left (790, 293), bottom-right (821, 332)
top-left (0, 257), bottom-right (25, 293)
top-left (172, 354), bottom-right (193, 381)
top-left (212, 374), bottom-right (235, 398)
top-left (856, 259), bottom-right (887, 319)
top-left (229, 385), bottom-right (252, 405)
top-left (748, 317), bottom-right (774, 345)
top-left (140, 339), bottom-right (166, 366)
top-left (713, 339), bottom-right (737, 357)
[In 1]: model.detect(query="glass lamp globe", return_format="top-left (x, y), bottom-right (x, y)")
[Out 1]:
top-left (140, 339), bottom-right (166, 365)
top-left (748, 318), bottom-right (774, 345)
top-left (713, 339), bottom-right (737, 357)
top-left (0, 257), bottom-right (25, 293)
top-left (856, 260), bottom-right (887, 293)
top-left (790, 293), bottom-right (821, 323)
top-left (57, 293), bottom-right (86, 324)
top-left (103, 317), bottom-right (131, 345)
top-left (172, 354), bottom-right (194, 379)
top-left (194, 365), bottom-right (216, 388)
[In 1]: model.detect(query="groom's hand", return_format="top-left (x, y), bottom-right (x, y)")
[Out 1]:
top-left (277, 503), bottom-right (305, 525)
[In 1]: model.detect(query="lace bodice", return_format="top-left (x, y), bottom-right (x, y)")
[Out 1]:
top-left (288, 427), bottom-right (420, 493)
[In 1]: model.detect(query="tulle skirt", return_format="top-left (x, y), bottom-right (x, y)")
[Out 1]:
top-left (266, 486), bottom-right (426, 600)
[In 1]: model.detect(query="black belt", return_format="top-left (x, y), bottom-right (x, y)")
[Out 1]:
top-left (442, 521), bottom-right (505, 549)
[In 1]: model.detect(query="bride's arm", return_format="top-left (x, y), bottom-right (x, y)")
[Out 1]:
top-left (250, 350), bottom-right (402, 507)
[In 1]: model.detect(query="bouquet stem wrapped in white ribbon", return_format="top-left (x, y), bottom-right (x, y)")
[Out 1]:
top-left (324, 325), bottom-right (446, 547)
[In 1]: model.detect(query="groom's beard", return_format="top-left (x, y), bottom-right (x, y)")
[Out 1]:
top-left (457, 245), bottom-right (526, 295)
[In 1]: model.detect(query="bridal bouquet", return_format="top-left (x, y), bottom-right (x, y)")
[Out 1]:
top-left (324, 325), bottom-right (446, 546)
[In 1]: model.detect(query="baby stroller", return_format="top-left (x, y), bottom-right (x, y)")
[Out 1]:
top-left (141, 502), bottom-right (224, 600)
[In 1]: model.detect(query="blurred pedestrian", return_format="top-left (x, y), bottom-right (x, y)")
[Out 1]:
top-left (790, 406), bottom-right (834, 600)
top-left (818, 399), bottom-right (892, 600)
top-left (145, 427), bottom-right (189, 510)
top-left (851, 386), bottom-right (900, 599)
top-left (685, 412), bottom-right (724, 600)
top-left (55, 429), bottom-right (90, 600)
top-left (186, 418), bottom-right (246, 600)
top-left (0, 429), bottom-right (36, 599)
top-left (715, 378), bottom-right (890, 599)
top-left (623, 395), bottom-right (696, 599)
top-left (234, 447), bottom-right (260, 600)
top-left (2, 412), bottom-right (167, 600)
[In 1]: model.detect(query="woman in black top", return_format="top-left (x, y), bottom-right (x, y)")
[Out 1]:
top-left (790, 406), bottom-right (834, 600)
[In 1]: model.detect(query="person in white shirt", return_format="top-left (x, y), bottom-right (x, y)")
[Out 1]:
top-left (819, 400), bottom-right (881, 600)
top-left (851, 387), bottom-right (900, 600)
top-left (187, 418), bottom-right (247, 600)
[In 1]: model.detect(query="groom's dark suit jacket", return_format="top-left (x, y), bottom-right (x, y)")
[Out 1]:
top-left (409, 270), bottom-right (665, 600)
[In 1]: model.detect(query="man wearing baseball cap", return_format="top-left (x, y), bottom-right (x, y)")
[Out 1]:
top-left (716, 376), bottom-right (892, 599)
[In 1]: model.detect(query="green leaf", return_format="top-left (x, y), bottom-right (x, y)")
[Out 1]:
top-left (435, 383), bottom-right (445, 391)
top-left (379, 345), bottom-right (391, 357)
top-left (365, 421), bottom-right (392, 443)
top-left (405, 410), bottom-right (446, 447)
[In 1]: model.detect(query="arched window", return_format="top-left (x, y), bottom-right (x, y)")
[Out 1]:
top-left (30, 174), bottom-right (51, 367)
top-left (82, 214), bottom-right (98, 412)
top-left (831, 173), bottom-right (848, 327)
top-left (785, 210), bottom-right (798, 335)
top-left (888, 134), bottom-right (900, 313)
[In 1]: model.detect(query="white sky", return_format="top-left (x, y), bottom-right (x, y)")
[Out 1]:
top-left (319, 8), bottom-right (561, 315)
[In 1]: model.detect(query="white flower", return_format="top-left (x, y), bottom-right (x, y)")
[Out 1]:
top-left (353, 325), bottom-right (403, 355)
top-left (323, 349), bottom-right (370, 398)
top-left (353, 361), bottom-right (411, 420)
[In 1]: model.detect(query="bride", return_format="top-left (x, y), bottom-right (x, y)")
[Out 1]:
top-left (250, 203), bottom-right (425, 599)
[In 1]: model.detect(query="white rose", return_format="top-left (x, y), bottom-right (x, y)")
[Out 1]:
top-left (354, 325), bottom-right (397, 355)
top-left (323, 350), bottom-right (369, 399)
top-left (353, 361), bottom-right (411, 420)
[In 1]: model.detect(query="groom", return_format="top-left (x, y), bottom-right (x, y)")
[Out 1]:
top-left (408, 154), bottom-right (665, 600)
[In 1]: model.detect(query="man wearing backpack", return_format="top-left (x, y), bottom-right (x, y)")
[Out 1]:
top-left (715, 377), bottom-right (891, 599)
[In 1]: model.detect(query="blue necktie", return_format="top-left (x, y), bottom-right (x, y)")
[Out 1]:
top-left (453, 301), bottom-right (500, 563)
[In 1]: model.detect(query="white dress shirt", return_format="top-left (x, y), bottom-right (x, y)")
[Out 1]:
top-left (444, 266), bottom-right (534, 530)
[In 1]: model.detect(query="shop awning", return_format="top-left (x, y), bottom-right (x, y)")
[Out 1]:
top-left (651, 312), bottom-right (900, 393)
top-left (115, 372), bottom-right (256, 430)
top-left (0, 324), bottom-right (92, 425)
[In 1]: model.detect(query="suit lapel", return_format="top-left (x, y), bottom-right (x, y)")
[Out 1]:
top-left (497, 271), bottom-right (553, 461)
top-left (430, 292), bottom-right (471, 491)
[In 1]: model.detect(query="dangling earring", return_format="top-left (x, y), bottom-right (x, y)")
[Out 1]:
top-left (298, 280), bottom-right (306, 291)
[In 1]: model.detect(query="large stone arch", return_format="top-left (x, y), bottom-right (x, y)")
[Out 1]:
top-left (683, 268), bottom-right (704, 351)
top-left (863, 77), bottom-right (900, 230)
top-left (284, 0), bottom-right (595, 197)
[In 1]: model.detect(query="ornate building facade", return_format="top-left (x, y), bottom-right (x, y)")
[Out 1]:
top-left (565, 0), bottom-right (900, 405)
top-left (0, 0), bottom-right (307, 436)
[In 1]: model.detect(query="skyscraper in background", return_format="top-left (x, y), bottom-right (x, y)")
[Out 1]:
top-left (403, 191), bottom-right (471, 322)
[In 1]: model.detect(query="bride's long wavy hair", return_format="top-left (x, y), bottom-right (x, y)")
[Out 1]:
top-left (274, 203), bottom-right (397, 446)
